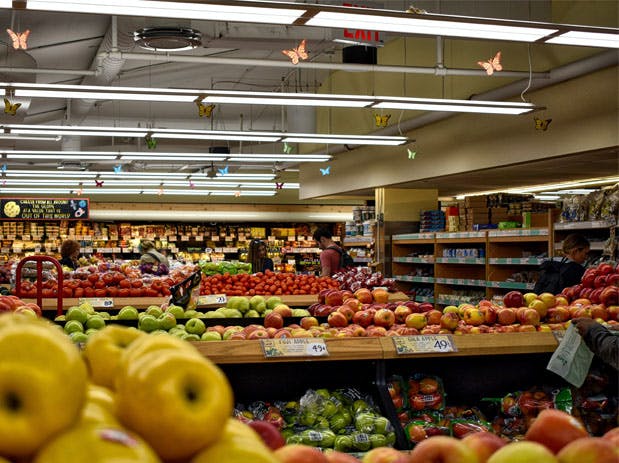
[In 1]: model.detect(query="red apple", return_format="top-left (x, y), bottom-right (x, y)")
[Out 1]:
top-left (366, 326), bottom-right (387, 337)
top-left (371, 288), bottom-right (389, 304)
top-left (404, 301), bottom-right (422, 312)
top-left (275, 444), bottom-right (329, 463)
top-left (337, 305), bottom-right (355, 322)
top-left (374, 308), bottom-right (396, 328)
top-left (607, 305), bottom-right (619, 322)
top-left (496, 308), bottom-right (516, 325)
top-left (556, 437), bottom-right (617, 463)
top-left (340, 290), bottom-right (354, 301)
top-left (461, 432), bottom-right (506, 463)
top-left (247, 420), bottom-right (285, 450)
top-left (354, 288), bottom-right (373, 304)
top-left (325, 290), bottom-right (344, 307)
top-left (419, 302), bottom-right (435, 313)
top-left (480, 306), bottom-right (497, 325)
top-left (343, 298), bottom-right (362, 312)
top-left (327, 311), bottom-right (348, 328)
top-left (503, 291), bottom-right (524, 308)
top-left (273, 304), bottom-right (293, 318)
top-left (602, 427), bottom-right (619, 447)
top-left (518, 308), bottom-right (541, 326)
top-left (352, 310), bottom-right (374, 328)
top-left (525, 409), bottom-right (588, 453)
top-left (300, 317), bottom-right (319, 330)
top-left (600, 286), bottom-right (619, 306)
top-left (425, 309), bottom-right (443, 326)
top-left (547, 307), bottom-right (570, 323)
top-left (264, 312), bottom-right (284, 329)
top-left (409, 436), bottom-right (478, 463)
top-left (440, 312), bottom-right (459, 331)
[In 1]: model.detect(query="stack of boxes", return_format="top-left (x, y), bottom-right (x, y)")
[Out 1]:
top-left (420, 210), bottom-right (445, 232)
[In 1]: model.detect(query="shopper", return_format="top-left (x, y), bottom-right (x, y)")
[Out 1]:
top-left (59, 239), bottom-right (80, 270)
top-left (534, 233), bottom-right (590, 294)
top-left (572, 318), bottom-right (618, 370)
top-left (247, 239), bottom-right (274, 273)
top-left (313, 227), bottom-right (343, 277)
top-left (139, 240), bottom-right (170, 269)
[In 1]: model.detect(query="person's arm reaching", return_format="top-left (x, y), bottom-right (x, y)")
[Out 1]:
top-left (572, 318), bottom-right (619, 370)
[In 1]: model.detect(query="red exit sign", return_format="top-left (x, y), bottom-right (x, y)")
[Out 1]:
top-left (342, 2), bottom-right (382, 45)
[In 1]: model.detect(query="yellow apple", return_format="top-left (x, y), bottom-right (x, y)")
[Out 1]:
top-left (83, 325), bottom-right (146, 390)
top-left (0, 315), bottom-right (88, 459)
top-left (191, 418), bottom-right (278, 463)
top-left (487, 441), bottom-right (558, 463)
top-left (528, 299), bottom-right (549, 318)
top-left (523, 293), bottom-right (538, 306)
top-left (115, 346), bottom-right (233, 461)
top-left (539, 292), bottom-right (557, 309)
top-left (33, 423), bottom-right (161, 463)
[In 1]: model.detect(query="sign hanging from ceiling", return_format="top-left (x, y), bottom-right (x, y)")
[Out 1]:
top-left (337, 2), bottom-right (384, 46)
top-left (1, 198), bottom-right (89, 220)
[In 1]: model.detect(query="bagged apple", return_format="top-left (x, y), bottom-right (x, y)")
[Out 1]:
top-left (407, 374), bottom-right (446, 411)
top-left (387, 375), bottom-right (408, 417)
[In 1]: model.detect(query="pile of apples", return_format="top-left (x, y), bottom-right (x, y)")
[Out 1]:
top-left (199, 270), bottom-right (340, 296)
top-left (0, 294), bottom-right (41, 316)
top-left (560, 261), bottom-right (619, 307)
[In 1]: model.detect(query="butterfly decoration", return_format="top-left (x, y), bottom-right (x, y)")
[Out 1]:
top-left (4, 98), bottom-right (21, 115)
top-left (320, 166), bottom-right (330, 176)
top-left (113, 164), bottom-right (122, 174)
top-left (477, 51), bottom-right (502, 76)
top-left (407, 148), bottom-right (417, 160)
top-left (158, 187), bottom-right (164, 196)
top-left (281, 39), bottom-right (308, 65)
top-left (234, 190), bottom-right (241, 197)
top-left (374, 114), bottom-right (391, 128)
top-left (69, 200), bottom-right (77, 211)
top-left (1, 180), bottom-right (5, 187)
top-left (196, 101), bottom-right (215, 118)
top-left (6, 29), bottom-right (30, 50)
top-left (145, 133), bottom-right (157, 150)
top-left (76, 183), bottom-right (83, 196)
top-left (275, 182), bottom-right (284, 190)
top-left (283, 142), bottom-right (293, 154)
top-left (189, 180), bottom-right (195, 189)
top-left (534, 117), bottom-right (552, 131)
top-left (406, 5), bottom-right (427, 14)
top-left (1, 164), bottom-right (6, 172)
top-left (218, 166), bottom-right (229, 176)
top-left (95, 179), bottom-right (104, 188)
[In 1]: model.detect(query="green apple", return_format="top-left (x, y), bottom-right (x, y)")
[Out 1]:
top-left (150, 330), bottom-right (169, 336)
top-left (79, 302), bottom-right (96, 315)
top-left (66, 306), bottom-right (89, 324)
top-left (266, 296), bottom-right (283, 311)
top-left (85, 328), bottom-right (99, 336)
top-left (182, 333), bottom-right (201, 342)
top-left (221, 308), bottom-right (242, 318)
top-left (64, 320), bottom-right (84, 334)
top-left (184, 310), bottom-right (199, 319)
top-left (222, 326), bottom-right (243, 340)
top-left (157, 312), bottom-right (177, 331)
top-left (86, 315), bottom-right (106, 330)
top-left (145, 305), bottom-right (163, 318)
top-left (369, 433), bottom-right (387, 448)
top-left (69, 331), bottom-right (89, 343)
top-left (249, 295), bottom-right (266, 310)
top-left (98, 311), bottom-right (111, 320)
top-left (165, 305), bottom-right (185, 319)
top-left (117, 306), bottom-right (139, 320)
top-left (138, 314), bottom-right (160, 333)
top-left (170, 330), bottom-right (186, 339)
top-left (185, 318), bottom-right (206, 336)
top-left (244, 310), bottom-right (260, 318)
top-left (54, 315), bottom-right (66, 322)
top-left (292, 309), bottom-right (310, 317)
top-left (176, 324), bottom-right (185, 331)
top-left (201, 331), bottom-right (222, 341)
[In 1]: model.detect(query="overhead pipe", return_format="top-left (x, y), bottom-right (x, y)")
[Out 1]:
top-left (0, 67), bottom-right (97, 76)
top-left (97, 50), bottom-right (549, 79)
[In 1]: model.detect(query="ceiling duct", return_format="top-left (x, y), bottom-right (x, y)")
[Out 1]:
top-left (134, 27), bottom-right (202, 52)
top-left (209, 146), bottom-right (230, 155)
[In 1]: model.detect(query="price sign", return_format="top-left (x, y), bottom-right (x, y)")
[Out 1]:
top-left (198, 294), bottom-right (227, 306)
top-left (553, 331), bottom-right (566, 344)
top-left (195, 235), bottom-right (203, 241)
top-left (392, 335), bottom-right (457, 355)
top-left (181, 236), bottom-right (190, 241)
top-left (261, 338), bottom-right (329, 358)
top-left (211, 235), bottom-right (219, 241)
top-left (78, 297), bottom-right (114, 308)
top-left (168, 236), bottom-right (177, 242)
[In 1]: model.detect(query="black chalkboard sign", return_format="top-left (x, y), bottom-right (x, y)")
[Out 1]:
top-left (0, 198), bottom-right (89, 220)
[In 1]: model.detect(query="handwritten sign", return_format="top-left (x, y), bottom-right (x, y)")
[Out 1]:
top-left (261, 338), bottom-right (329, 358)
top-left (1, 198), bottom-right (89, 220)
top-left (198, 294), bottom-right (227, 306)
top-left (392, 335), bottom-right (457, 355)
top-left (78, 297), bottom-right (114, 308)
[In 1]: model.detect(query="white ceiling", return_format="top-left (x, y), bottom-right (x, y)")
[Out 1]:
top-left (0, 1), bottom-right (616, 201)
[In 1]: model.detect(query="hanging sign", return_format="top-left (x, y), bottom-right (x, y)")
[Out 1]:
top-left (1, 198), bottom-right (89, 220)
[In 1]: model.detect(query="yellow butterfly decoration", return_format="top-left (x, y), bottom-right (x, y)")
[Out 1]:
top-left (534, 117), bottom-right (552, 131)
top-left (196, 101), bottom-right (215, 118)
top-left (477, 51), bottom-right (503, 76)
top-left (374, 114), bottom-right (391, 128)
top-left (4, 98), bottom-right (21, 115)
top-left (6, 28), bottom-right (30, 50)
top-left (281, 39), bottom-right (308, 65)
top-left (406, 5), bottom-right (427, 14)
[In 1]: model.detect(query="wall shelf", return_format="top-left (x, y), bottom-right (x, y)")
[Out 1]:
top-left (435, 257), bottom-right (485, 265)
top-left (393, 275), bottom-right (435, 284)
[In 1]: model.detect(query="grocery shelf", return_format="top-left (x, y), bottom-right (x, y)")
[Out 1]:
top-left (352, 257), bottom-right (373, 263)
top-left (193, 332), bottom-right (559, 364)
top-left (554, 220), bottom-right (615, 230)
top-left (343, 237), bottom-right (374, 245)
top-left (554, 241), bottom-right (606, 251)
top-left (434, 278), bottom-right (486, 287)
top-left (414, 296), bottom-right (434, 303)
top-left (486, 281), bottom-right (535, 290)
top-left (436, 231), bottom-right (486, 240)
top-left (392, 233), bottom-right (435, 242)
top-left (393, 275), bottom-right (435, 284)
top-left (488, 257), bottom-right (544, 265)
top-left (435, 257), bottom-right (485, 265)
top-left (392, 256), bottom-right (434, 264)
top-left (488, 228), bottom-right (549, 237)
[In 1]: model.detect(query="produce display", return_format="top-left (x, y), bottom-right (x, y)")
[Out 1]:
top-left (235, 388), bottom-right (397, 452)
top-left (199, 270), bottom-right (340, 296)
top-left (332, 267), bottom-right (396, 292)
top-left (198, 260), bottom-right (252, 276)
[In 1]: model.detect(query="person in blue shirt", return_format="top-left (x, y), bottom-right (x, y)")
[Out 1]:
top-left (247, 239), bottom-right (274, 273)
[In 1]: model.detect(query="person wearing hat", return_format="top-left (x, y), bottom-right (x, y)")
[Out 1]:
top-left (139, 240), bottom-right (170, 270)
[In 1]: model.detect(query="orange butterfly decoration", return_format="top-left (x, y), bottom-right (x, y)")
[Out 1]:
top-left (282, 39), bottom-right (308, 65)
top-left (477, 51), bottom-right (502, 76)
top-left (6, 29), bottom-right (30, 50)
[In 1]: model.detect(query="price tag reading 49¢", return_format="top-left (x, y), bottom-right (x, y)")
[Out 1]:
top-left (392, 335), bottom-right (457, 355)
top-left (198, 294), bottom-right (227, 306)
top-left (261, 338), bottom-right (329, 358)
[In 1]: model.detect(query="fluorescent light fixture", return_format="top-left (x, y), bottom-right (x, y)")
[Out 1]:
top-left (0, 187), bottom-right (277, 197)
top-left (0, 82), bottom-right (542, 115)
top-left (16, 1), bottom-right (618, 49)
top-left (5, 169), bottom-right (275, 181)
top-left (554, 189), bottom-right (597, 195)
top-left (534, 195), bottom-right (560, 201)
top-left (455, 176), bottom-right (619, 198)
top-left (0, 124), bottom-right (409, 146)
top-left (546, 31), bottom-right (619, 49)
top-left (24, 1), bottom-right (304, 25)
top-left (0, 134), bottom-right (62, 141)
